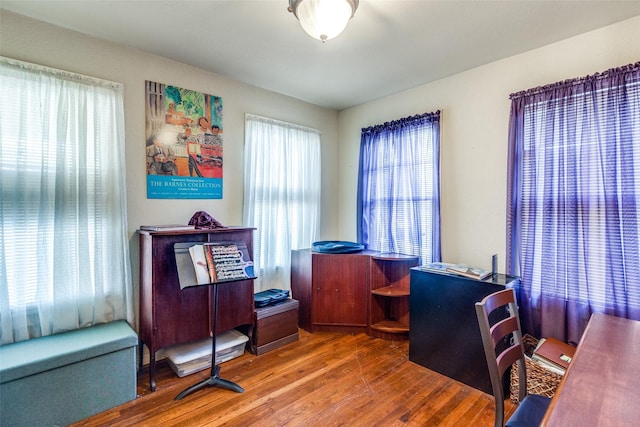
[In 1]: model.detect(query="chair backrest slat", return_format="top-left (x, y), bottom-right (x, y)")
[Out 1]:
top-left (497, 344), bottom-right (524, 378)
top-left (490, 316), bottom-right (519, 347)
top-left (475, 288), bottom-right (528, 427)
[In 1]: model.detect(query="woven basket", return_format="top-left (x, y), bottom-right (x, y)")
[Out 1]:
top-left (510, 334), bottom-right (563, 404)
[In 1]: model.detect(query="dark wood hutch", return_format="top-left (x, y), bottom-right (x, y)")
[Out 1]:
top-left (138, 227), bottom-right (255, 391)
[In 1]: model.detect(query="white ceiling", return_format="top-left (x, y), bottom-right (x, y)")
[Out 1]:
top-left (2, 0), bottom-right (640, 110)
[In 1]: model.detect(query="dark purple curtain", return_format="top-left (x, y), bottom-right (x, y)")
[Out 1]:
top-left (357, 111), bottom-right (441, 263)
top-left (507, 62), bottom-right (640, 344)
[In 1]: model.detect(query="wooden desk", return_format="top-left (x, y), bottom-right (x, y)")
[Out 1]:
top-left (542, 313), bottom-right (640, 426)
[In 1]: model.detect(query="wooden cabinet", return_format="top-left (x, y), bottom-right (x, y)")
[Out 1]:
top-left (138, 227), bottom-right (255, 391)
top-left (291, 249), bottom-right (374, 334)
top-left (369, 254), bottom-right (420, 340)
top-left (291, 249), bottom-right (418, 338)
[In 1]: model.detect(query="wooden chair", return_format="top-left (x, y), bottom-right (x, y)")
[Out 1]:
top-left (475, 289), bottom-right (551, 427)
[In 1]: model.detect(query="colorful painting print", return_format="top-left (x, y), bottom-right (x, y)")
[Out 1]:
top-left (145, 81), bottom-right (223, 199)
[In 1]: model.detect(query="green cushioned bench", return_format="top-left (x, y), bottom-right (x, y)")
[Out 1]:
top-left (0, 320), bottom-right (138, 426)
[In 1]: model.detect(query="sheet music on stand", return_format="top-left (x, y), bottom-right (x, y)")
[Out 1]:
top-left (174, 241), bottom-right (256, 288)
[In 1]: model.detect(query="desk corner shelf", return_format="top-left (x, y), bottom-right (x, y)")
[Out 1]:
top-left (370, 319), bottom-right (410, 334)
top-left (368, 254), bottom-right (419, 340)
top-left (371, 286), bottom-right (410, 297)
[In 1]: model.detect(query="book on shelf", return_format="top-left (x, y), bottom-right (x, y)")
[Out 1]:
top-left (531, 337), bottom-right (576, 374)
top-left (445, 265), bottom-right (492, 280)
top-left (175, 241), bottom-right (256, 289)
top-left (140, 224), bottom-right (195, 231)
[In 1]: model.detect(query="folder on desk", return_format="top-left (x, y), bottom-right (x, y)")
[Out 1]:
top-left (532, 336), bottom-right (576, 372)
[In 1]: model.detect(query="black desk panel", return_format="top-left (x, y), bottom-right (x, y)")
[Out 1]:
top-left (409, 268), bottom-right (519, 394)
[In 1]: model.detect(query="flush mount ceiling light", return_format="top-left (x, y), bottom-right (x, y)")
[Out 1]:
top-left (288, 0), bottom-right (359, 42)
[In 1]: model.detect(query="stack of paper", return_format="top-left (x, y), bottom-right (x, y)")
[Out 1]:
top-left (445, 265), bottom-right (491, 280)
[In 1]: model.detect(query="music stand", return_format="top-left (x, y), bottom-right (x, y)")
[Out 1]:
top-left (173, 241), bottom-right (256, 400)
top-left (175, 282), bottom-right (243, 400)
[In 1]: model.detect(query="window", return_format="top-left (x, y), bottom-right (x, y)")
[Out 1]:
top-left (507, 62), bottom-right (640, 343)
top-left (357, 111), bottom-right (441, 263)
top-left (0, 57), bottom-right (133, 344)
top-left (243, 114), bottom-right (321, 292)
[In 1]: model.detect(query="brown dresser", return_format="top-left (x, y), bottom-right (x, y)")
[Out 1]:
top-left (138, 227), bottom-right (255, 391)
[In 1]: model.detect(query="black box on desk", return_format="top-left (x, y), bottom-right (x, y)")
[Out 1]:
top-left (252, 298), bottom-right (299, 355)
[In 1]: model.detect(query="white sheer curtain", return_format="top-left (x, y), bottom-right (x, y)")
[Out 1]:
top-left (0, 57), bottom-right (133, 345)
top-left (243, 114), bottom-right (321, 292)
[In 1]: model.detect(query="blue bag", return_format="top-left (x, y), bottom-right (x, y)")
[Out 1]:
top-left (254, 289), bottom-right (290, 308)
top-left (311, 241), bottom-right (364, 254)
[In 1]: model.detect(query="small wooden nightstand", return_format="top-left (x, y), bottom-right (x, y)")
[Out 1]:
top-left (252, 299), bottom-right (299, 355)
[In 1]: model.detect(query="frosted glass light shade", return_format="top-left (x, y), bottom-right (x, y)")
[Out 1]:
top-left (289, 0), bottom-right (359, 42)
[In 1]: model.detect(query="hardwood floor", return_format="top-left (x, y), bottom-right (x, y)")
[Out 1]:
top-left (72, 330), bottom-right (514, 426)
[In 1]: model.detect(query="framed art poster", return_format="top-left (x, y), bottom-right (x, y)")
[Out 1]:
top-left (145, 80), bottom-right (223, 199)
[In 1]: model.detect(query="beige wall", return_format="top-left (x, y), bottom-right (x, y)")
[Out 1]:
top-left (337, 15), bottom-right (640, 272)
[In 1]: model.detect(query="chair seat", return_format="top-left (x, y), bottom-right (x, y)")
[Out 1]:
top-left (506, 394), bottom-right (552, 427)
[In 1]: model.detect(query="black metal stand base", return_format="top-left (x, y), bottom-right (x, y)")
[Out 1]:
top-left (173, 275), bottom-right (250, 401)
top-left (175, 365), bottom-right (244, 400)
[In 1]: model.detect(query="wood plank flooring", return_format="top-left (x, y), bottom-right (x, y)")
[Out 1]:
top-left (72, 330), bottom-right (514, 426)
